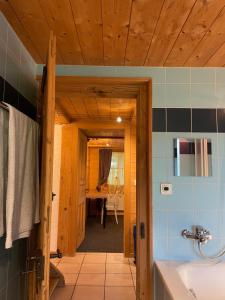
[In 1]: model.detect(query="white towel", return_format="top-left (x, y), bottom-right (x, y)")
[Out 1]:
top-left (5, 103), bottom-right (40, 248)
top-left (0, 108), bottom-right (8, 237)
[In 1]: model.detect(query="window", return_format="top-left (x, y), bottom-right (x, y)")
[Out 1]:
top-left (108, 152), bottom-right (124, 185)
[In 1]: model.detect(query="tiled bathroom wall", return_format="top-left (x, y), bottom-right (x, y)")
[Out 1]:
top-left (0, 12), bottom-right (38, 300)
top-left (0, 12), bottom-right (37, 104)
top-left (38, 65), bottom-right (225, 261)
top-left (153, 68), bottom-right (225, 260)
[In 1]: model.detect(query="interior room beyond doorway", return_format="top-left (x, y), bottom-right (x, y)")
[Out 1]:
top-left (50, 95), bottom-right (137, 259)
top-left (78, 137), bottom-right (125, 253)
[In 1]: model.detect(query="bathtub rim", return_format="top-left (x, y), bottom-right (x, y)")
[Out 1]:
top-left (155, 260), bottom-right (195, 300)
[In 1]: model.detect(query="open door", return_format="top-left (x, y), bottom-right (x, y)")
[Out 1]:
top-left (57, 126), bottom-right (87, 255)
top-left (34, 31), bottom-right (56, 300)
top-left (76, 130), bottom-right (87, 249)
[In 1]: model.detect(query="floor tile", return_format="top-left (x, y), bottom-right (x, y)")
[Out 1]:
top-left (76, 274), bottom-right (105, 286)
top-left (64, 273), bottom-right (78, 285)
top-left (106, 253), bottom-right (129, 264)
top-left (83, 253), bottom-right (106, 264)
top-left (72, 286), bottom-right (104, 300)
top-left (58, 262), bottom-right (81, 274)
top-left (80, 263), bottom-right (105, 274)
top-left (105, 274), bottom-right (133, 287)
top-left (105, 287), bottom-right (136, 300)
top-left (50, 286), bottom-right (74, 300)
top-left (106, 263), bottom-right (131, 274)
top-left (61, 255), bottom-right (84, 264)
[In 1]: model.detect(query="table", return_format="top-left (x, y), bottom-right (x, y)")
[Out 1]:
top-left (86, 191), bottom-right (108, 228)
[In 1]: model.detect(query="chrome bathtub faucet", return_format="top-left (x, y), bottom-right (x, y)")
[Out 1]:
top-left (182, 225), bottom-right (212, 244)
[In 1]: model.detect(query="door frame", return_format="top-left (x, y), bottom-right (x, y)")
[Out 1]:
top-left (54, 76), bottom-right (153, 300)
top-left (57, 121), bottom-right (127, 255)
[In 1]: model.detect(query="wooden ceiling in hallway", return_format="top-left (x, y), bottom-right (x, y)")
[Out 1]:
top-left (55, 96), bottom-right (136, 123)
top-left (87, 138), bottom-right (124, 149)
top-left (2, 0), bottom-right (225, 67)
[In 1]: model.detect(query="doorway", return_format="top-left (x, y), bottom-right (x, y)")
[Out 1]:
top-left (39, 76), bottom-right (152, 300)
top-left (77, 136), bottom-right (125, 253)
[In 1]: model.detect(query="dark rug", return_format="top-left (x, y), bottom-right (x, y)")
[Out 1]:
top-left (77, 215), bottom-right (124, 253)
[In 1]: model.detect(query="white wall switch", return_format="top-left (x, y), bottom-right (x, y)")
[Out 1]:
top-left (160, 183), bottom-right (173, 195)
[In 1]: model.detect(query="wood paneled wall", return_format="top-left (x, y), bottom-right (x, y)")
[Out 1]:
top-left (123, 120), bottom-right (137, 257)
top-left (129, 120), bottom-right (136, 255)
top-left (57, 124), bottom-right (78, 255)
top-left (87, 148), bottom-right (99, 191)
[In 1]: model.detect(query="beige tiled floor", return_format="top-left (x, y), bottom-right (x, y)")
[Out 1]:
top-left (51, 253), bottom-right (136, 300)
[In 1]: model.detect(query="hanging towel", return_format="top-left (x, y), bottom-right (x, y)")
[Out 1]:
top-left (0, 108), bottom-right (8, 237)
top-left (5, 103), bottom-right (40, 249)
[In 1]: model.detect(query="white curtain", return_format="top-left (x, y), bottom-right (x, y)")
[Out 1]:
top-left (108, 152), bottom-right (124, 185)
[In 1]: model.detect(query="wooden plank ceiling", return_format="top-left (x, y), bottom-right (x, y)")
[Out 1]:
top-left (55, 96), bottom-right (136, 123)
top-left (88, 138), bottom-right (124, 149)
top-left (1, 0), bottom-right (225, 66)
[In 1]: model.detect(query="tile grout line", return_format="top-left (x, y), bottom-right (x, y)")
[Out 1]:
top-left (53, 253), bottom-right (136, 299)
top-left (128, 258), bottom-right (136, 293)
top-left (104, 253), bottom-right (107, 300)
top-left (70, 253), bottom-right (86, 300)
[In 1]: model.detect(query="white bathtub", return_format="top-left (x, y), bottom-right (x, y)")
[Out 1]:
top-left (155, 260), bottom-right (225, 300)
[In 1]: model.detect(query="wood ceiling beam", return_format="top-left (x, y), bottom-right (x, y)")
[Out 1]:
top-left (50, 76), bottom-right (146, 99)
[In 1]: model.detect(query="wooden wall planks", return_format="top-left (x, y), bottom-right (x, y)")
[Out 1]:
top-left (3, 1), bottom-right (225, 64)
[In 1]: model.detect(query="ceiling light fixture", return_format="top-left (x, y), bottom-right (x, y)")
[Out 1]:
top-left (116, 116), bottom-right (122, 123)
top-left (106, 143), bottom-right (110, 147)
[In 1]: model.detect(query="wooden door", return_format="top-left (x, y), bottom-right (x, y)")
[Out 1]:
top-left (36, 31), bottom-right (56, 300)
top-left (76, 130), bottom-right (87, 248)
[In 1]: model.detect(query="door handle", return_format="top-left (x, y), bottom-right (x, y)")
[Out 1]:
top-left (140, 222), bottom-right (145, 239)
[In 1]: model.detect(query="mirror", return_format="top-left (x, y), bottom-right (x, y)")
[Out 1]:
top-left (174, 138), bottom-right (212, 177)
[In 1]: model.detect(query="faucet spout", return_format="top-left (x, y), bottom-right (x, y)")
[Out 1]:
top-left (181, 226), bottom-right (212, 244)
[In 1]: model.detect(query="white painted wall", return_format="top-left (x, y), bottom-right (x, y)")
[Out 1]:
top-left (50, 125), bottom-right (62, 252)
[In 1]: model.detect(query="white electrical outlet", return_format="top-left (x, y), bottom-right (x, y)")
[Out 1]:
top-left (160, 183), bottom-right (172, 195)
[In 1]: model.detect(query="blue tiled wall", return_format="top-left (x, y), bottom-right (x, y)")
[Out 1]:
top-left (38, 65), bottom-right (225, 261)
top-left (0, 12), bottom-right (37, 104)
top-left (0, 12), bottom-right (37, 300)
top-left (152, 68), bottom-right (225, 260)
